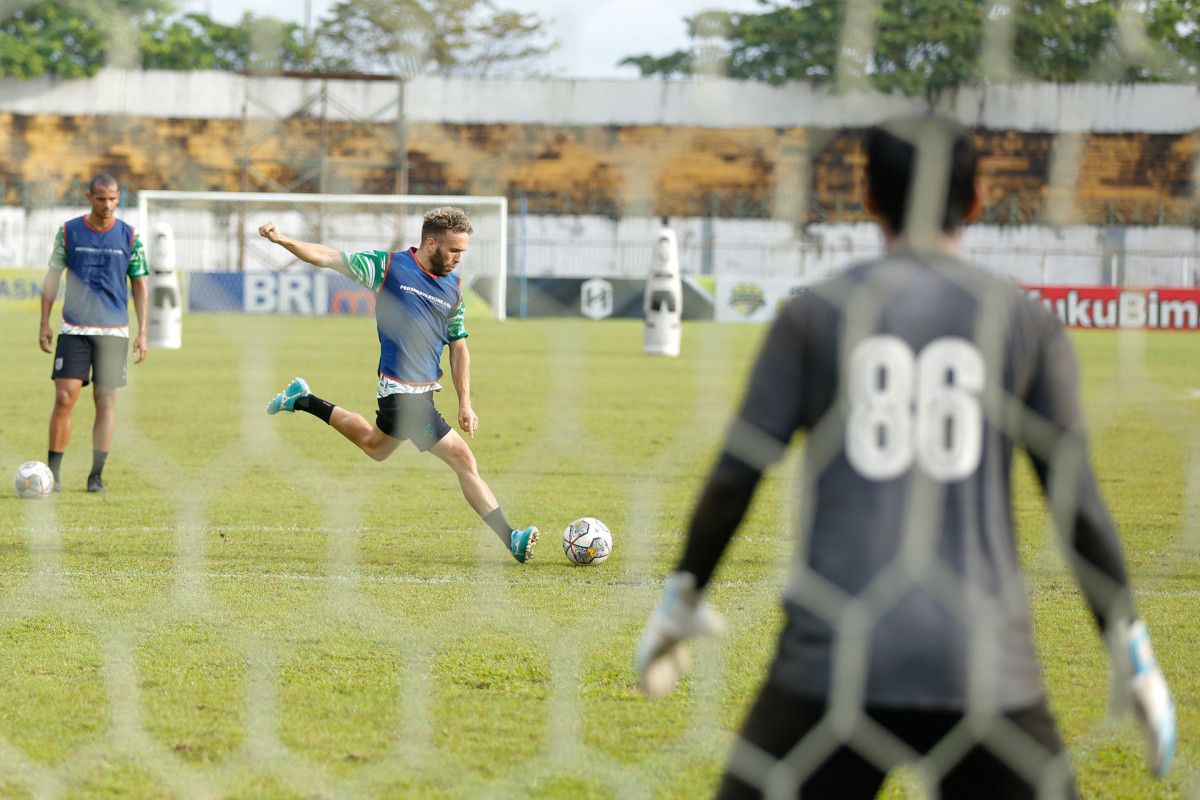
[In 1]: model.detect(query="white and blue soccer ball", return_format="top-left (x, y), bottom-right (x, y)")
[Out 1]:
top-left (562, 517), bottom-right (613, 565)
top-left (13, 461), bottom-right (54, 499)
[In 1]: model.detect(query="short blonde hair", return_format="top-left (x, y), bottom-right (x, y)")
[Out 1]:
top-left (421, 206), bottom-right (473, 242)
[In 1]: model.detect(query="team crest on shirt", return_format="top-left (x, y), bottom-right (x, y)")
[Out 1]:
top-left (729, 283), bottom-right (766, 317)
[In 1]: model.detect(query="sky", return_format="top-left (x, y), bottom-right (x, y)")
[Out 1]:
top-left (189, 0), bottom-right (767, 78)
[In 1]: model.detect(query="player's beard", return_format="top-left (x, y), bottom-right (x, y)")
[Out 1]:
top-left (428, 250), bottom-right (455, 276)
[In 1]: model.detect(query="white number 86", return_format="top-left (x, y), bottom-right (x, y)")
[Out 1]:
top-left (845, 336), bottom-right (984, 481)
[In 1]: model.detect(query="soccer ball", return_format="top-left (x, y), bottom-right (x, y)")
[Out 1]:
top-left (13, 461), bottom-right (55, 499)
top-left (562, 517), bottom-right (613, 565)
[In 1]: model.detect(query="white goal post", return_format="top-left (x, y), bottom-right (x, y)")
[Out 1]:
top-left (137, 191), bottom-right (509, 320)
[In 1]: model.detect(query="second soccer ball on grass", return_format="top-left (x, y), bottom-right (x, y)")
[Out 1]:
top-left (562, 518), bottom-right (613, 565)
top-left (13, 461), bottom-right (55, 499)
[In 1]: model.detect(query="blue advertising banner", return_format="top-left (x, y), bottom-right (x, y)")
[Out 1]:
top-left (188, 271), bottom-right (375, 316)
top-left (185, 271), bottom-right (719, 320)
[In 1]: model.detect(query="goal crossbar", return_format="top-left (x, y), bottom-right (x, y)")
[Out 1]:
top-left (137, 190), bottom-right (508, 321)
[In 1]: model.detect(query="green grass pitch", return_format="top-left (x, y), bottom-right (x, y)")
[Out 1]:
top-left (0, 301), bottom-right (1196, 798)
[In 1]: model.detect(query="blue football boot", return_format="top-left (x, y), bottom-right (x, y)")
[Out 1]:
top-left (267, 377), bottom-right (310, 415)
top-left (510, 526), bottom-right (539, 564)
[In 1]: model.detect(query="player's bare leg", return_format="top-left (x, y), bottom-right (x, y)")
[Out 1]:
top-left (266, 376), bottom-right (402, 461)
top-left (87, 385), bottom-right (116, 492)
top-left (50, 378), bottom-right (82, 450)
top-left (328, 407), bottom-right (402, 461)
top-left (431, 431), bottom-right (538, 563)
top-left (267, 376), bottom-right (536, 561)
top-left (47, 377), bottom-right (83, 490)
top-left (92, 386), bottom-right (116, 451)
top-left (431, 430), bottom-right (500, 515)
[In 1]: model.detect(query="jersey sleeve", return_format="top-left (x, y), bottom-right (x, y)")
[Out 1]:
top-left (339, 250), bottom-right (390, 292)
top-left (731, 298), bottom-right (811, 461)
top-left (676, 298), bottom-right (812, 588)
top-left (128, 231), bottom-right (149, 279)
top-left (48, 225), bottom-right (67, 271)
top-left (1021, 312), bottom-right (1133, 630)
top-left (447, 294), bottom-right (468, 341)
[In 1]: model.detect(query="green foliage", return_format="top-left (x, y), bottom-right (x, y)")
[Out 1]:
top-left (618, 51), bottom-right (695, 78)
top-left (621, 0), bottom-right (1200, 99)
top-left (1012, 0), bottom-right (1122, 82)
top-left (139, 12), bottom-right (310, 73)
top-left (313, 0), bottom-right (555, 77)
top-left (0, 2), bottom-right (308, 78)
top-left (1145, 0), bottom-right (1200, 74)
top-left (0, 0), bottom-right (167, 79)
top-left (0, 0), bottom-right (550, 80)
top-left (873, 0), bottom-right (985, 100)
top-left (723, 1), bottom-right (843, 84)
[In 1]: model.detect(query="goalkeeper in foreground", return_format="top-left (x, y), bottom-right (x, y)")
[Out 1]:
top-left (636, 116), bottom-right (1174, 798)
top-left (258, 207), bottom-right (538, 563)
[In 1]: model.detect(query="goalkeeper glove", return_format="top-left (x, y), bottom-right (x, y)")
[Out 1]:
top-left (635, 571), bottom-right (725, 698)
top-left (1116, 619), bottom-right (1175, 777)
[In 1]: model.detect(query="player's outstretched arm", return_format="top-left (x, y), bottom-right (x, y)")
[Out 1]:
top-left (257, 222), bottom-right (345, 273)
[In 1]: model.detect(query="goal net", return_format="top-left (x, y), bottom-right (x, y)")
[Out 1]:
top-left (0, 3), bottom-right (1193, 799)
top-left (136, 191), bottom-right (509, 320)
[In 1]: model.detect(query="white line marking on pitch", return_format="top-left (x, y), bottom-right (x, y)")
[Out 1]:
top-left (0, 570), bottom-right (1192, 597)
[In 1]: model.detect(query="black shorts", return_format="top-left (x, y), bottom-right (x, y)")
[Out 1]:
top-left (51, 334), bottom-right (129, 388)
top-left (717, 680), bottom-right (1076, 800)
top-left (375, 392), bottom-right (452, 452)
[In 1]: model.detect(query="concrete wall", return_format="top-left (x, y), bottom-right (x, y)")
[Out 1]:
top-left (0, 70), bottom-right (1197, 132)
top-left (0, 70), bottom-right (1194, 225)
top-left (5, 205), bottom-right (1195, 289)
top-left (0, 116), bottom-right (1194, 224)
top-left (513, 216), bottom-right (1198, 287)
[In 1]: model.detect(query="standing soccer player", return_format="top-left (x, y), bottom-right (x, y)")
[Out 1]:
top-left (635, 116), bottom-right (1175, 798)
top-left (258, 206), bottom-right (538, 563)
top-left (40, 174), bottom-right (149, 493)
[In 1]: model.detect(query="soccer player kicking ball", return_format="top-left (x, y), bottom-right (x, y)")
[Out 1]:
top-left (635, 116), bottom-right (1174, 798)
top-left (258, 207), bottom-right (538, 563)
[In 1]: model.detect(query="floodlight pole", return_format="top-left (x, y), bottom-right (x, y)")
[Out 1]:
top-left (394, 77), bottom-right (409, 196)
top-left (304, 0), bottom-right (313, 71)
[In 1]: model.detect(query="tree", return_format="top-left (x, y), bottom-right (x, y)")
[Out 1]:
top-left (872, 0), bottom-right (984, 99)
top-left (139, 12), bottom-right (310, 72)
top-left (1010, 0), bottom-right (1121, 82)
top-left (0, 0), bottom-right (169, 78)
top-left (619, 0), bottom-right (1200, 100)
top-left (619, 51), bottom-right (696, 78)
top-left (1144, 0), bottom-right (1200, 77)
top-left (0, 2), bottom-right (311, 78)
top-left (313, 0), bottom-right (555, 78)
top-left (618, 1), bottom-right (850, 84)
top-left (727, 1), bottom-right (841, 83)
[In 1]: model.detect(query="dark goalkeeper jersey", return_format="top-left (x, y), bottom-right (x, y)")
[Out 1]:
top-left (679, 250), bottom-right (1131, 711)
